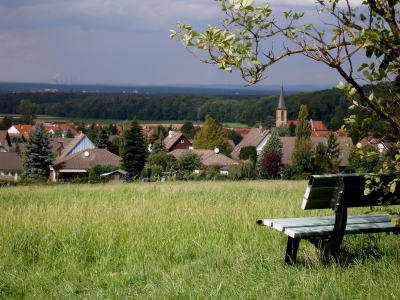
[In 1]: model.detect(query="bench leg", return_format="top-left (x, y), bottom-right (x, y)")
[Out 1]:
top-left (285, 237), bottom-right (301, 265)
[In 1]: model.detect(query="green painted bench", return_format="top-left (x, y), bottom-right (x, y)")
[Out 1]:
top-left (257, 173), bottom-right (400, 265)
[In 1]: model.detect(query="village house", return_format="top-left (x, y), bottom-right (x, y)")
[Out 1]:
top-left (50, 148), bottom-right (122, 182)
top-left (0, 130), bottom-right (12, 152)
top-left (56, 133), bottom-right (95, 159)
top-left (170, 148), bottom-right (236, 174)
top-left (100, 169), bottom-right (128, 182)
top-left (0, 152), bottom-right (22, 180)
top-left (44, 123), bottom-right (79, 137)
top-left (163, 131), bottom-right (192, 152)
top-left (7, 124), bottom-right (34, 141)
top-left (231, 126), bottom-right (271, 160)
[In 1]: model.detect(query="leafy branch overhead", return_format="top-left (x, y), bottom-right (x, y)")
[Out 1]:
top-left (170, 0), bottom-right (400, 141)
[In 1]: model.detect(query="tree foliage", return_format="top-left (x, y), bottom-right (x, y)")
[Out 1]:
top-left (177, 150), bottom-right (202, 174)
top-left (120, 119), bottom-right (148, 178)
top-left (292, 105), bottom-right (313, 173)
top-left (23, 123), bottom-right (53, 178)
top-left (193, 115), bottom-right (230, 152)
top-left (181, 121), bottom-right (196, 139)
top-left (260, 151), bottom-right (282, 179)
top-left (257, 129), bottom-right (283, 177)
top-left (148, 151), bottom-right (177, 171)
top-left (228, 159), bottom-right (258, 180)
top-left (18, 99), bottom-right (38, 125)
top-left (239, 146), bottom-right (257, 164)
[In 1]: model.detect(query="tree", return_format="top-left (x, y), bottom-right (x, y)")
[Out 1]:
top-left (292, 105), bottom-right (313, 173)
top-left (326, 133), bottom-right (342, 173)
top-left (313, 142), bottom-right (331, 174)
top-left (0, 116), bottom-right (14, 130)
top-left (263, 116), bottom-right (276, 130)
top-left (239, 146), bottom-right (257, 164)
top-left (257, 129), bottom-right (283, 177)
top-left (148, 125), bottom-right (167, 144)
top-left (229, 159), bottom-right (258, 180)
top-left (260, 151), bottom-right (282, 179)
top-left (150, 135), bottom-right (167, 155)
top-left (226, 128), bottom-right (243, 145)
top-left (275, 125), bottom-right (290, 137)
top-left (120, 118), bottom-right (148, 178)
top-left (193, 115), bottom-right (230, 152)
top-left (65, 128), bottom-right (75, 138)
top-left (177, 150), bottom-right (202, 174)
top-left (148, 151), bottom-right (177, 171)
top-left (93, 128), bottom-right (109, 149)
top-left (346, 144), bottom-right (380, 173)
top-left (181, 121), bottom-right (196, 139)
top-left (23, 123), bottom-right (53, 178)
top-left (18, 100), bottom-right (38, 125)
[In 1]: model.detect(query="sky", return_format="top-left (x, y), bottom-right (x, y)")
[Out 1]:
top-left (0, 0), bottom-right (365, 87)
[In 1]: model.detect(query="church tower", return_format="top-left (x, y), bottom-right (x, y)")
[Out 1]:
top-left (276, 85), bottom-right (287, 127)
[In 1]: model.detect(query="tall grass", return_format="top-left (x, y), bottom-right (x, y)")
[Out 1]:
top-left (0, 181), bottom-right (399, 299)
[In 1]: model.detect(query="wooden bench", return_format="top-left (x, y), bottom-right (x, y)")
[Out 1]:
top-left (257, 173), bottom-right (400, 265)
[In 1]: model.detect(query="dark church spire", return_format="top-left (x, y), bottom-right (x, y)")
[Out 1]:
top-left (277, 85), bottom-right (287, 109)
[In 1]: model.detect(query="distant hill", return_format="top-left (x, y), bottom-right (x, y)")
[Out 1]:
top-left (0, 82), bottom-right (334, 96)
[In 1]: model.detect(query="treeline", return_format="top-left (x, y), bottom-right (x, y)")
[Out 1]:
top-left (0, 88), bottom-right (352, 129)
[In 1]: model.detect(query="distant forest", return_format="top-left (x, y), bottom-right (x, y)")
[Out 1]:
top-left (0, 88), bottom-right (355, 129)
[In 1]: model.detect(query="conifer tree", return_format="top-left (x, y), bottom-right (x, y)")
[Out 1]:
top-left (23, 123), bottom-right (53, 178)
top-left (93, 127), bottom-right (109, 149)
top-left (151, 134), bottom-right (166, 155)
top-left (120, 118), bottom-right (148, 178)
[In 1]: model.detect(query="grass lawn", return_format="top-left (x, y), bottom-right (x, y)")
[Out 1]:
top-left (0, 181), bottom-right (399, 299)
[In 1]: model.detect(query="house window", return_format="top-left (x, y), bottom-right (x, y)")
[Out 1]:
top-left (181, 139), bottom-right (185, 143)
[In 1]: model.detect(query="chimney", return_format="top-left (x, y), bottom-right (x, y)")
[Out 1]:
top-left (57, 140), bottom-right (64, 157)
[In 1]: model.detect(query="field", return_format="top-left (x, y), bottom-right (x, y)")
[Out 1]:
top-left (1, 114), bottom-right (248, 128)
top-left (1, 181), bottom-right (399, 299)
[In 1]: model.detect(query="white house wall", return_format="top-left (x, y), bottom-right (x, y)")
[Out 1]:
top-left (256, 134), bottom-right (271, 155)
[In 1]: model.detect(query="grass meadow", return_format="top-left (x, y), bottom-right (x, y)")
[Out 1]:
top-left (1, 181), bottom-right (399, 299)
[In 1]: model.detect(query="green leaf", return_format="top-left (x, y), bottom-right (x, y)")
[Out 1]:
top-left (390, 181), bottom-right (396, 193)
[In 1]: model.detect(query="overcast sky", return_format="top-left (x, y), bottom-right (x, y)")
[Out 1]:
top-left (0, 0), bottom-right (365, 87)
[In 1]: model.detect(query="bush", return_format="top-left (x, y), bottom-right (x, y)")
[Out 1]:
top-left (150, 165), bottom-right (164, 181)
top-left (0, 178), bottom-right (17, 187)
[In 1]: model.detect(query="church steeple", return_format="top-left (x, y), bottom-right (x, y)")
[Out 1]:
top-left (277, 85), bottom-right (287, 109)
top-left (276, 85), bottom-right (287, 127)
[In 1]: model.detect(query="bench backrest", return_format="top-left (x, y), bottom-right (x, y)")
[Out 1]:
top-left (301, 173), bottom-right (400, 210)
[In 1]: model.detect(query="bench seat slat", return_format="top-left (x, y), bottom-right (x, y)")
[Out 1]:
top-left (285, 222), bottom-right (396, 238)
top-left (272, 214), bottom-right (392, 231)
top-left (257, 214), bottom-right (397, 238)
